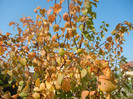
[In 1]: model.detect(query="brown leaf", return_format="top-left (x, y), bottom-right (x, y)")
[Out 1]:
top-left (93, 0), bottom-right (99, 2)
top-left (53, 4), bottom-right (62, 14)
top-left (61, 78), bottom-right (71, 92)
top-left (105, 43), bottom-right (111, 51)
top-left (63, 12), bottom-right (69, 21)
top-left (106, 36), bottom-right (112, 42)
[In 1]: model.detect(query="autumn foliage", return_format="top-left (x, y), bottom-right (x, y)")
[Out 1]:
top-left (0, 0), bottom-right (133, 99)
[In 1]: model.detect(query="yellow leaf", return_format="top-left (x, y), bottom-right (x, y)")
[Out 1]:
top-left (81, 68), bottom-right (87, 78)
top-left (39, 83), bottom-right (45, 90)
top-left (35, 78), bottom-right (40, 87)
top-left (57, 73), bottom-right (64, 85)
top-left (46, 81), bottom-right (55, 91)
top-left (61, 78), bottom-right (71, 92)
top-left (98, 79), bottom-right (117, 93)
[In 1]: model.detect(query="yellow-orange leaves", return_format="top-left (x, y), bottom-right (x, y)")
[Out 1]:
top-left (53, 4), bottom-right (62, 14)
top-left (61, 78), bottom-right (71, 92)
top-left (98, 79), bottom-right (117, 93)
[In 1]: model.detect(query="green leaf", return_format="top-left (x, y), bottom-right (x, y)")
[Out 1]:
top-left (77, 16), bottom-right (82, 22)
top-left (59, 48), bottom-right (65, 57)
top-left (82, 9), bottom-right (88, 15)
top-left (122, 91), bottom-right (127, 97)
top-left (0, 79), bottom-right (4, 84)
top-left (19, 80), bottom-right (24, 86)
top-left (79, 24), bottom-right (84, 31)
top-left (19, 91), bottom-right (28, 97)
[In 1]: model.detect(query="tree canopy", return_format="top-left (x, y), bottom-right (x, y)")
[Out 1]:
top-left (0, 0), bottom-right (133, 99)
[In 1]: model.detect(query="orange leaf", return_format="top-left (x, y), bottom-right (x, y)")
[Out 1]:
top-left (81, 90), bottom-right (89, 99)
top-left (28, 52), bottom-right (36, 58)
top-left (81, 90), bottom-right (96, 99)
top-left (37, 20), bottom-right (42, 28)
top-left (48, 15), bottom-right (55, 23)
top-left (60, 0), bottom-right (64, 4)
top-left (53, 4), bottom-right (62, 14)
top-left (6, 32), bottom-right (12, 36)
top-left (0, 41), bottom-right (3, 45)
top-left (47, 0), bottom-right (50, 2)
top-left (22, 46), bottom-right (29, 51)
top-left (9, 21), bottom-right (15, 26)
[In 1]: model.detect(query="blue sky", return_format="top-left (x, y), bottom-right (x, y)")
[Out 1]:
top-left (0, 0), bottom-right (133, 62)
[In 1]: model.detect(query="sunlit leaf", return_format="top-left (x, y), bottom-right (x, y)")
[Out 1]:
top-left (81, 68), bottom-right (87, 78)
top-left (98, 79), bottom-right (117, 93)
top-left (32, 92), bottom-right (40, 99)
